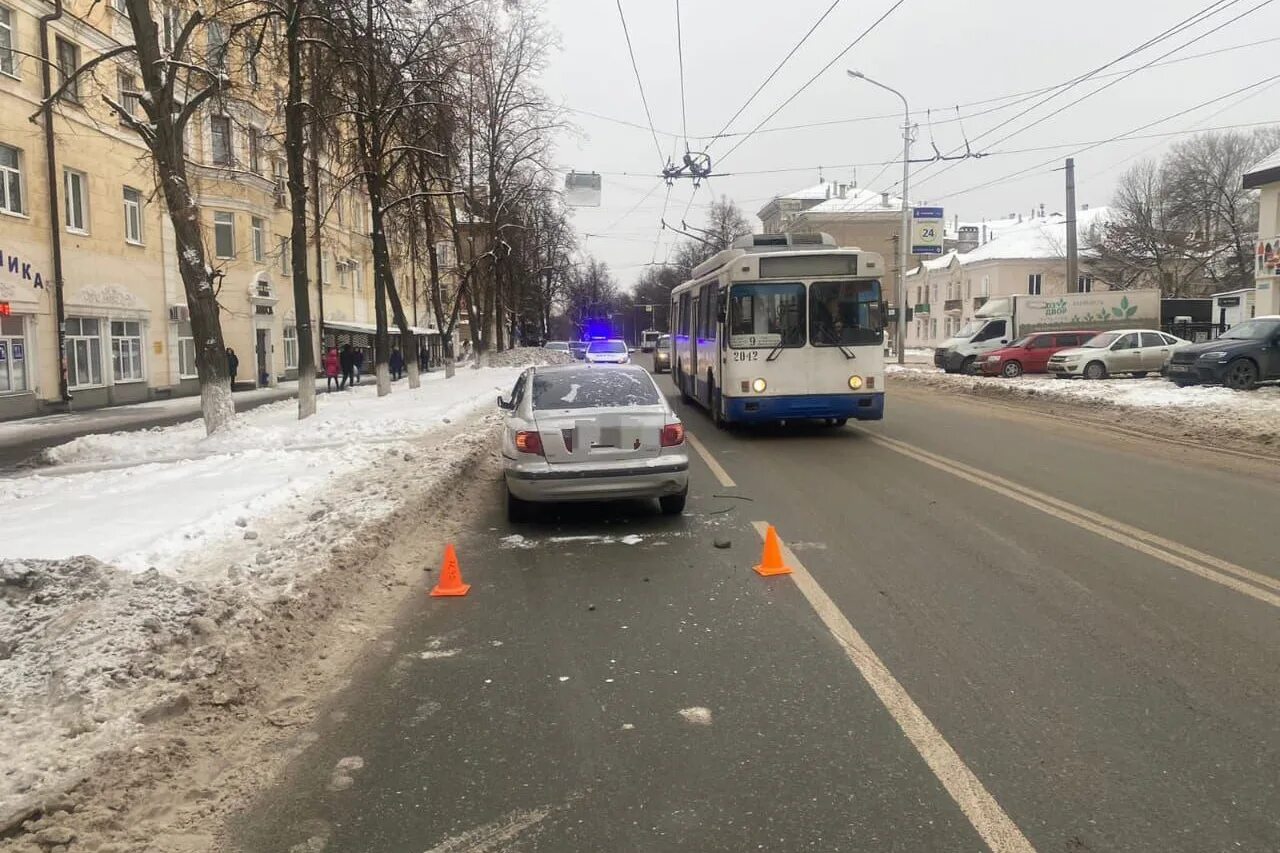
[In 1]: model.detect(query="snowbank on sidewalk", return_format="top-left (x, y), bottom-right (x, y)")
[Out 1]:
top-left (888, 365), bottom-right (1280, 442)
top-left (0, 354), bottom-right (560, 830)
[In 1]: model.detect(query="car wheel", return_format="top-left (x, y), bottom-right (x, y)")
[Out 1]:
top-left (1132, 371), bottom-right (1148, 378)
top-left (659, 487), bottom-right (688, 515)
top-left (1084, 361), bottom-right (1108, 380)
top-left (506, 488), bottom-right (532, 523)
top-left (676, 365), bottom-right (692, 402)
top-left (833, 417), bottom-right (848, 427)
top-left (1001, 360), bottom-right (1023, 378)
top-left (961, 356), bottom-right (976, 375)
top-left (1224, 358), bottom-right (1259, 391)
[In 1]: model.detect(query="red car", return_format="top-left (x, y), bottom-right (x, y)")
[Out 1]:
top-left (978, 330), bottom-right (1100, 378)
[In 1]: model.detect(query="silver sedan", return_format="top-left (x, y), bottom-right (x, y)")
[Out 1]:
top-left (499, 364), bottom-right (689, 521)
top-left (1046, 329), bottom-right (1191, 379)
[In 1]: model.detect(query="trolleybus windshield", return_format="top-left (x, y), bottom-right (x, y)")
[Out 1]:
top-left (809, 280), bottom-right (884, 347)
top-left (728, 283), bottom-right (805, 348)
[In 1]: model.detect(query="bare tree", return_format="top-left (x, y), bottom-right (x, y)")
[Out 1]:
top-left (39, 0), bottom-right (262, 432)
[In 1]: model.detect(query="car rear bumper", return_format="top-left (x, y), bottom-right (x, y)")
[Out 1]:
top-left (724, 392), bottom-right (884, 422)
top-left (505, 458), bottom-right (689, 503)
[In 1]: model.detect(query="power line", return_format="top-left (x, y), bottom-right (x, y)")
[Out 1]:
top-left (908, 0), bottom-right (1259, 192)
top-left (913, 0), bottom-right (1274, 193)
top-left (715, 0), bottom-right (910, 169)
top-left (932, 73), bottom-right (1280, 202)
top-left (615, 0), bottom-right (667, 168)
top-left (705, 0), bottom-right (844, 148)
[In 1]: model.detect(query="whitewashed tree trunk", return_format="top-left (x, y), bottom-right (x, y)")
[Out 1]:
top-left (200, 379), bottom-right (236, 436)
top-left (406, 359), bottom-right (421, 389)
top-left (297, 376), bottom-right (316, 419)
top-left (444, 357), bottom-right (455, 378)
top-left (376, 363), bottom-right (391, 396)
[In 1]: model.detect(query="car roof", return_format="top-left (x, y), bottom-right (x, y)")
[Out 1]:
top-left (532, 362), bottom-right (649, 377)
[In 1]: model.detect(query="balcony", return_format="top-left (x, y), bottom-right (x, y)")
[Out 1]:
top-left (973, 296), bottom-right (989, 310)
top-left (249, 279), bottom-right (278, 304)
top-left (944, 299), bottom-right (963, 314)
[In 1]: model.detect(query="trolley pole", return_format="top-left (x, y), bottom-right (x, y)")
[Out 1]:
top-left (848, 70), bottom-right (910, 365)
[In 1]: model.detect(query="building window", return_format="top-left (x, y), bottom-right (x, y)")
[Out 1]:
top-left (283, 326), bottom-right (298, 369)
top-left (245, 34), bottom-right (260, 87)
top-left (434, 240), bottom-right (454, 268)
top-left (111, 320), bottom-right (144, 382)
top-left (1078, 274), bottom-right (1093, 293)
top-left (109, 0), bottom-right (127, 14)
top-left (352, 262), bottom-right (362, 293)
top-left (207, 21), bottom-right (227, 73)
top-left (335, 191), bottom-right (345, 225)
top-left (123, 186), bottom-right (143, 243)
top-left (279, 236), bottom-right (291, 274)
top-left (0, 6), bottom-right (17, 78)
top-left (322, 253), bottom-right (332, 284)
top-left (0, 143), bottom-right (22, 215)
top-left (116, 70), bottom-right (140, 119)
top-left (210, 115), bottom-right (232, 166)
top-left (66, 317), bottom-right (103, 388)
top-left (337, 259), bottom-right (348, 289)
top-left (162, 5), bottom-right (181, 53)
top-left (214, 211), bottom-right (235, 258)
top-left (1027, 273), bottom-right (1042, 295)
top-left (247, 128), bottom-right (261, 173)
top-left (56, 37), bottom-right (80, 102)
top-left (64, 168), bottom-right (88, 233)
top-left (178, 336), bottom-right (196, 377)
top-left (251, 216), bottom-right (265, 262)
top-left (0, 315), bottom-right (28, 393)
top-left (981, 275), bottom-right (990, 296)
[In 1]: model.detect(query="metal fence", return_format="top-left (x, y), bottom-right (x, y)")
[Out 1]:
top-left (1161, 321), bottom-right (1225, 343)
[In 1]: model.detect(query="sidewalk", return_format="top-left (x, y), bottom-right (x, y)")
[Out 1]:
top-left (0, 382), bottom-right (304, 470)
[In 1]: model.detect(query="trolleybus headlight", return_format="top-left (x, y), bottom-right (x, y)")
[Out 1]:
top-left (751, 377), bottom-right (767, 393)
top-left (848, 375), bottom-right (864, 390)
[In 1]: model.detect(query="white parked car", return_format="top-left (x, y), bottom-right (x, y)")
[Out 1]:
top-left (1046, 329), bottom-right (1192, 380)
top-left (498, 364), bottom-right (689, 521)
top-left (584, 339), bottom-right (630, 364)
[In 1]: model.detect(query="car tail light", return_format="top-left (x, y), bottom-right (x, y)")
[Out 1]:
top-left (515, 430), bottom-right (544, 454)
top-left (660, 423), bottom-right (685, 447)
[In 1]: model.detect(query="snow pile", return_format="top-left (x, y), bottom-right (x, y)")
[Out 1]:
top-left (0, 364), bottom-right (529, 827)
top-left (888, 365), bottom-right (1280, 444)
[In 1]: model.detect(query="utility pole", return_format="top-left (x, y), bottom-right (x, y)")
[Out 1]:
top-left (848, 70), bottom-right (910, 365)
top-left (1065, 157), bottom-right (1078, 293)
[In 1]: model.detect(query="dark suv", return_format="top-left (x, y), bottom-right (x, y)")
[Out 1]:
top-left (1167, 316), bottom-right (1280, 390)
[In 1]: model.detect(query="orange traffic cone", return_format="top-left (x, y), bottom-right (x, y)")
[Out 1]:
top-left (430, 544), bottom-right (471, 597)
top-left (754, 525), bottom-right (793, 577)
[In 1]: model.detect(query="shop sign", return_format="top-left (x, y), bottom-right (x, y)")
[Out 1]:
top-left (0, 248), bottom-right (48, 289)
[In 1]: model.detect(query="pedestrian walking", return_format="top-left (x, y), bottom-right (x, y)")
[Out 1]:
top-left (390, 347), bottom-right (405, 381)
top-left (353, 349), bottom-right (365, 385)
top-left (226, 347), bottom-right (239, 389)
top-left (324, 347), bottom-right (341, 391)
top-left (339, 344), bottom-right (356, 389)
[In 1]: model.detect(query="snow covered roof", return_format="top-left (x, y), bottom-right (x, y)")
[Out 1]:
top-left (921, 250), bottom-right (959, 271)
top-left (958, 207), bottom-right (1110, 265)
top-left (1243, 145), bottom-right (1280, 188)
top-left (779, 182), bottom-right (837, 200)
top-left (802, 186), bottom-right (904, 215)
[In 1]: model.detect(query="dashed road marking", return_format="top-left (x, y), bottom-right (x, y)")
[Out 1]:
top-left (685, 430), bottom-right (736, 488)
top-left (856, 429), bottom-right (1280, 608)
top-left (751, 521), bottom-right (1038, 853)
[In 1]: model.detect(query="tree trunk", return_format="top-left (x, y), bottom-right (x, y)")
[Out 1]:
top-left (285, 1), bottom-right (316, 419)
top-left (370, 197), bottom-right (393, 397)
top-left (385, 278), bottom-right (421, 389)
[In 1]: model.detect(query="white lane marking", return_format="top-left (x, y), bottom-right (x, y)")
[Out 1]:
top-left (750, 522), bottom-right (1037, 853)
top-left (857, 430), bottom-right (1280, 608)
top-left (685, 430), bottom-right (736, 488)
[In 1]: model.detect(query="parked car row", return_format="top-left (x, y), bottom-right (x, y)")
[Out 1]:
top-left (544, 339), bottom-right (633, 364)
top-left (937, 315), bottom-right (1280, 390)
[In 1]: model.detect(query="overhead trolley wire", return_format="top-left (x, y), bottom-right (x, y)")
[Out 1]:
top-left (615, 0), bottom-right (668, 168)
top-left (704, 0), bottom-right (844, 148)
top-left (675, 0), bottom-right (690, 151)
top-left (714, 0), bottom-right (910, 169)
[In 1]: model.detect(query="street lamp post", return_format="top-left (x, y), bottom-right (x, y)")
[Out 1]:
top-left (848, 70), bottom-right (910, 366)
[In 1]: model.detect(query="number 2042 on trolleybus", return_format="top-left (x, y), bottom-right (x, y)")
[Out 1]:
top-left (669, 232), bottom-right (888, 426)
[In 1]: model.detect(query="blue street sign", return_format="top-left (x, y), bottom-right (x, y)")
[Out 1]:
top-left (912, 206), bottom-right (944, 219)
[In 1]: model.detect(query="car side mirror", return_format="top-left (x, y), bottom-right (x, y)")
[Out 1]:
top-left (999, 339), bottom-right (1008, 344)
top-left (497, 395), bottom-right (512, 410)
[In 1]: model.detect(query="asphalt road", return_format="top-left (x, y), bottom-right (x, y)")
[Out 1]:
top-left (230, 373), bottom-right (1280, 853)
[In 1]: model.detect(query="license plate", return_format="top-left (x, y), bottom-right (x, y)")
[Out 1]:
top-left (1168, 364), bottom-right (1188, 373)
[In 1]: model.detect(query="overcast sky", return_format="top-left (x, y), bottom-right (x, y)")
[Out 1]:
top-left (538, 0), bottom-right (1280, 289)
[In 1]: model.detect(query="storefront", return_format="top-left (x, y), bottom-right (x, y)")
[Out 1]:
top-left (321, 321), bottom-right (443, 372)
top-left (0, 241), bottom-right (50, 420)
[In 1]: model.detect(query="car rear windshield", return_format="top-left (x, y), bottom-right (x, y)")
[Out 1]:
top-left (532, 369), bottom-right (660, 410)
top-left (658, 335), bottom-right (671, 347)
top-left (588, 340), bottom-right (627, 354)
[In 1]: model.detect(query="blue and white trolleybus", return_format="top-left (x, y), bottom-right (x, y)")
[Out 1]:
top-left (669, 232), bottom-right (887, 426)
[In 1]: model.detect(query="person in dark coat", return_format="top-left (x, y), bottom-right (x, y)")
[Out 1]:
top-left (389, 348), bottom-right (405, 381)
top-left (226, 348), bottom-right (239, 388)
top-left (353, 349), bottom-right (365, 385)
top-left (339, 344), bottom-right (356, 389)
